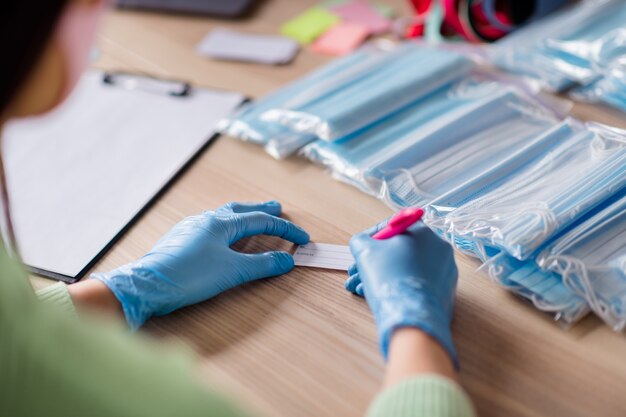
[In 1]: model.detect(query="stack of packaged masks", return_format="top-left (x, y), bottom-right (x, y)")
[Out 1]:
top-left (492, 0), bottom-right (626, 112)
top-left (304, 85), bottom-right (567, 207)
top-left (483, 189), bottom-right (626, 330)
top-left (219, 42), bottom-right (475, 159)
top-left (219, 40), bottom-right (626, 330)
top-left (425, 121), bottom-right (626, 326)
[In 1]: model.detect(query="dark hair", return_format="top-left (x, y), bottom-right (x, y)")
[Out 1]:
top-left (0, 2), bottom-right (69, 257)
top-left (0, 2), bottom-right (70, 117)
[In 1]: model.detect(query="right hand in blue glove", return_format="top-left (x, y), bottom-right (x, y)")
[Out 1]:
top-left (92, 201), bottom-right (309, 330)
top-left (346, 222), bottom-right (459, 368)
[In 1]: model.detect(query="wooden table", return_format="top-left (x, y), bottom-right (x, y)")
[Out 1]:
top-left (33, 1), bottom-right (626, 416)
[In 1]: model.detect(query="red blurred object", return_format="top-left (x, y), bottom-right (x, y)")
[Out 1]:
top-left (404, 0), bottom-right (514, 42)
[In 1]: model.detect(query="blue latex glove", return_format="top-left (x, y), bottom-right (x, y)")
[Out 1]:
top-left (346, 222), bottom-right (459, 368)
top-left (92, 201), bottom-right (309, 330)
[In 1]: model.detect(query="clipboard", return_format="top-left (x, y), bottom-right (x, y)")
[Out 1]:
top-left (2, 70), bottom-right (246, 283)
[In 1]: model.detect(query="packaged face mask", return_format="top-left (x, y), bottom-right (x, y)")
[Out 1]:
top-left (217, 41), bottom-right (393, 158)
top-left (301, 78), bottom-right (481, 194)
top-left (536, 190), bottom-right (626, 331)
top-left (261, 43), bottom-right (475, 141)
top-left (425, 120), bottom-right (582, 259)
top-left (492, 0), bottom-right (626, 91)
top-left (303, 78), bottom-right (565, 202)
top-left (572, 63), bottom-right (626, 113)
top-left (481, 251), bottom-right (590, 325)
top-left (364, 87), bottom-right (563, 209)
top-left (426, 121), bottom-right (626, 261)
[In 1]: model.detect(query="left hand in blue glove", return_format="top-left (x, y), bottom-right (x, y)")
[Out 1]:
top-left (92, 201), bottom-right (309, 330)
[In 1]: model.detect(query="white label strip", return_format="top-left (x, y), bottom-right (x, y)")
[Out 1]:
top-left (293, 242), bottom-right (354, 271)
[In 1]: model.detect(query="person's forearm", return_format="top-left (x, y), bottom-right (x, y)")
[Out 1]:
top-left (368, 330), bottom-right (474, 417)
top-left (67, 279), bottom-right (124, 319)
top-left (384, 327), bottom-right (457, 388)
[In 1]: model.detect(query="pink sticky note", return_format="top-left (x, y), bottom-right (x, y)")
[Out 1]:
top-left (312, 22), bottom-right (369, 55)
top-left (330, 0), bottom-right (391, 35)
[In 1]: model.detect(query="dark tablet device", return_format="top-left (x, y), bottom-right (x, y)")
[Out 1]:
top-left (116, 0), bottom-right (257, 18)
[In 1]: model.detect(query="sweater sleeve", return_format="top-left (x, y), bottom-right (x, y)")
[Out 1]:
top-left (36, 282), bottom-right (78, 318)
top-left (0, 251), bottom-right (252, 417)
top-left (367, 375), bottom-right (476, 417)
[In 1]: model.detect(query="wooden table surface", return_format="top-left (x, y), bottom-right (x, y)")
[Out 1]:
top-left (33, 1), bottom-right (626, 416)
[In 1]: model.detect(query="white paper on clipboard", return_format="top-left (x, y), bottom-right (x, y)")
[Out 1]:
top-left (2, 70), bottom-right (245, 281)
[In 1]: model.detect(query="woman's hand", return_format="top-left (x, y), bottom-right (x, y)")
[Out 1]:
top-left (91, 201), bottom-right (309, 329)
top-left (346, 222), bottom-right (459, 368)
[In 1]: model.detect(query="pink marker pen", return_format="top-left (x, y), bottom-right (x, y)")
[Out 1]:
top-left (372, 207), bottom-right (425, 240)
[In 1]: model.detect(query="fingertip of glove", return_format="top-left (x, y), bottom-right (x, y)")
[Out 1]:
top-left (355, 283), bottom-right (364, 297)
top-left (345, 274), bottom-right (358, 293)
top-left (293, 227), bottom-right (311, 245)
top-left (349, 232), bottom-right (370, 252)
top-left (272, 251), bottom-right (295, 273)
top-left (262, 200), bottom-right (282, 215)
top-left (278, 218), bottom-right (309, 245)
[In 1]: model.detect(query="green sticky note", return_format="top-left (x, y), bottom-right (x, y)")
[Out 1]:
top-left (281, 7), bottom-right (340, 44)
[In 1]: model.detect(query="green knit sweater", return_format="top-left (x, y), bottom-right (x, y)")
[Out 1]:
top-left (0, 246), bottom-right (474, 417)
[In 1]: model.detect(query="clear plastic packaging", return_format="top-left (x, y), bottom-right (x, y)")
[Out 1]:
top-left (536, 190), bottom-right (626, 330)
top-left (303, 77), bottom-right (567, 208)
top-left (480, 187), bottom-right (626, 328)
top-left (572, 63), bottom-right (626, 112)
top-left (481, 252), bottom-right (590, 325)
top-left (491, 0), bottom-right (626, 91)
top-left (261, 43), bottom-right (475, 141)
top-left (426, 121), bottom-right (626, 261)
top-left (367, 88), bottom-right (565, 209)
top-left (217, 41), bottom-right (396, 158)
top-left (301, 78), bottom-right (481, 195)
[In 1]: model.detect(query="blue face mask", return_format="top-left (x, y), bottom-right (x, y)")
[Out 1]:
top-left (303, 80), bottom-right (563, 203)
top-left (536, 190), bottom-right (626, 331)
top-left (574, 63), bottom-right (626, 113)
top-left (364, 88), bottom-right (562, 209)
top-left (492, 0), bottom-right (626, 91)
top-left (426, 120), bottom-right (626, 261)
top-left (425, 120), bottom-right (580, 260)
top-left (261, 43), bottom-right (474, 141)
top-left (301, 78), bottom-right (480, 193)
top-left (218, 43), bottom-right (388, 157)
top-left (481, 251), bottom-right (590, 324)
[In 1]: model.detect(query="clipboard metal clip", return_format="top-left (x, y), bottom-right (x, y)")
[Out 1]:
top-left (103, 71), bottom-right (192, 97)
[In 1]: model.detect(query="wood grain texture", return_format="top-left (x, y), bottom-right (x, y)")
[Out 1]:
top-left (33, 1), bottom-right (626, 416)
